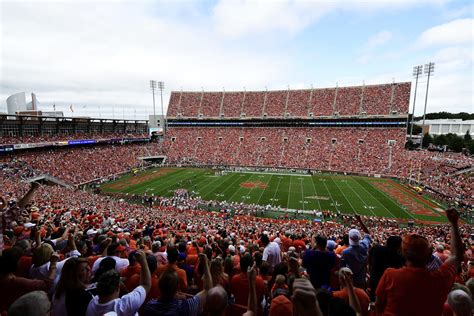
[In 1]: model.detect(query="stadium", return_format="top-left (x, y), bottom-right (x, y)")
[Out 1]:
top-left (1, 2), bottom-right (473, 316)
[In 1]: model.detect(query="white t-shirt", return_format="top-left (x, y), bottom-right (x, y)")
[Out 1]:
top-left (29, 250), bottom-right (81, 288)
top-left (86, 286), bottom-right (146, 316)
top-left (92, 256), bottom-right (129, 274)
top-left (262, 241), bottom-right (281, 268)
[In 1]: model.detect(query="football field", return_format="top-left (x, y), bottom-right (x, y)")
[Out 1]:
top-left (101, 167), bottom-right (447, 223)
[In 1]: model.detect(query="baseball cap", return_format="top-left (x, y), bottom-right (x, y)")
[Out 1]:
top-left (327, 240), bottom-right (337, 251)
top-left (348, 229), bottom-right (361, 246)
top-left (228, 245), bottom-right (236, 253)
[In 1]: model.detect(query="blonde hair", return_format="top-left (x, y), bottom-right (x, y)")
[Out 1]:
top-left (32, 243), bottom-right (53, 267)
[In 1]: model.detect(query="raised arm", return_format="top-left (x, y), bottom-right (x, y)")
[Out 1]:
top-left (354, 214), bottom-right (370, 235)
top-left (18, 182), bottom-right (40, 208)
top-left (136, 250), bottom-right (151, 294)
top-left (342, 270), bottom-right (363, 316)
top-left (243, 263), bottom-right (257, 316)
top-left (445, 208), bottom-right (464, 268)
top-left (195, 253), bottom-right (212, 311)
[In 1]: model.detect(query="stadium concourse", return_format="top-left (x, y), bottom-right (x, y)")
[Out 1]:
top-left (0, 83), bottom-right (473, 316)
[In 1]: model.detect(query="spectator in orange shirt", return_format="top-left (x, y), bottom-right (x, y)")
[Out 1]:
top-left (230, 253), bottom-right (265, 308)
top-left (376, 209), bottom-right (464, 316)
top-left (156, 246), bottom-right (188, 292)
top-left (333, 267), bottom-right (369, 316)
top-left (125, 254), bottom-right (160, 303)
top-left (335, 234), bottom-right (349, 256)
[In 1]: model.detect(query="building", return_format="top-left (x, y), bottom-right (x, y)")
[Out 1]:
top-left (416, 119), bottom-right (473, 136)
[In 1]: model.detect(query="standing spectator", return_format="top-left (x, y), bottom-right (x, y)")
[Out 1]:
top-left (0, 247), bottom-right (56, 313)
top-left (143, 253), bottom-right (212, 316)
top-left (261, 234), bottom-right (281, 272)
top-left (92, 243), bottom-right (129, 274)
top-left (230, 253), bottom-right (265, 308)
top-left (333, 267), bottom-right (369, 316)
top-left (375, 209), bottom-right (464, 316)
top-left (156, 247), bottom-right (188, 292)
top-left (341, 216), bottom-right (371, 288)
top-left (86, 250), bottom-right (151, 316)
top-left (368, 236), bottom-right (404, 301)
top-left (52, 257), bottom-right (93, 316)
top-left (303, 235), bottom-right (336, 289)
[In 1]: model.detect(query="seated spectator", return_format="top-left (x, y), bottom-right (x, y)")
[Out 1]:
top-left (86, 250), bottom-right (151, 316)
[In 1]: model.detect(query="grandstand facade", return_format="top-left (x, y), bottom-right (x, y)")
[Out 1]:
top-left (164, 82), bottom-right (411, 176)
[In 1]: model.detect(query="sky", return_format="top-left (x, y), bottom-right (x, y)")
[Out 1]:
top-left (0, 0), bottom-right (472, 120)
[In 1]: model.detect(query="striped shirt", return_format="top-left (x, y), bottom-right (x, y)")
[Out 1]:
top-left (143, 295), bottom-right (200, 316)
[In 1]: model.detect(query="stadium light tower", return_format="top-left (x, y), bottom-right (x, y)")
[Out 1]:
top-left (150, 80), bottom-right (157, 118)
top-left (409, 65), bottom-right (423, 141)
top-left (158, 81), bottom-right (165, 134)
top-left (421, 62), bottom-right (435, 131)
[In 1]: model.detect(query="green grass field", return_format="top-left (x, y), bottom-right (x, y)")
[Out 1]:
top-left (101, 167), bottom-right (447, 223)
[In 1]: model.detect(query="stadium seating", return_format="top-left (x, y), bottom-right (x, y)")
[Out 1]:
top-left (167, 83), bottom-right (410, 119)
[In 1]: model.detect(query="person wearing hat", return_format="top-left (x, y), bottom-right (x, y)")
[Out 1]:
top-left (86, 250), bottom-right (151, 316)
top-left (92, 243), bottom-right (129, 275)
top-left (375, 209), bottom-right (464, 316)
top-left (341, 215), bottom-right (372, 289)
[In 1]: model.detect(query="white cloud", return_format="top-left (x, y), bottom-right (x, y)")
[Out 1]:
top-left (418, 18), bottom-right (474, 47)
top-left (357, 30), bottom-right (393, 63)
top-left (366, 31), bottom-right (393, 50)
top-left (212, 0), bottom-right (450, 37)
top-left (0, 2), bottom-right (290, 118)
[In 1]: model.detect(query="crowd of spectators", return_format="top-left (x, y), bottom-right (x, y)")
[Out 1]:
top-left (166, 83), bottom-right (410, 119)
top-left (0, 132), bottom-right (149, 146)
top-left (165, 127), bottom-right (407, 174)
top-left (0, 160), bottom-right (473, 315)
top-left (164, 126), bottom-right (472, 207)
top-left (0, 143), bottom-right (164, 185)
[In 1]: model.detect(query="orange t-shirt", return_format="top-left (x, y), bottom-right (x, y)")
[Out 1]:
top-left (230, 273), bottom-right (265, 306)
top-left (126, 273), bottom-right (160, 302)
top-left (333, 287), bottom-right (370, 316)
top-left (335, 245), bottom-right (348, 255)
top-left (376, 261), bottom-right (456, 316)
top-left (156, 263), bottom-right (188, 292)
top-left (120, 263), bottom-right (141, 281)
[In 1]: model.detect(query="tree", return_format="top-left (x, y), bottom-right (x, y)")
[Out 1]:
top-left (464, 130), bottom-right (472, 142)
top-left (433, 134), bottom-right (447, 146)
top-left (467, 141), bottom-right (474, 155)
top-left (422, 133), bottom-right (433, 148)
top-left (449, 136), bottom-right (465, 152)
